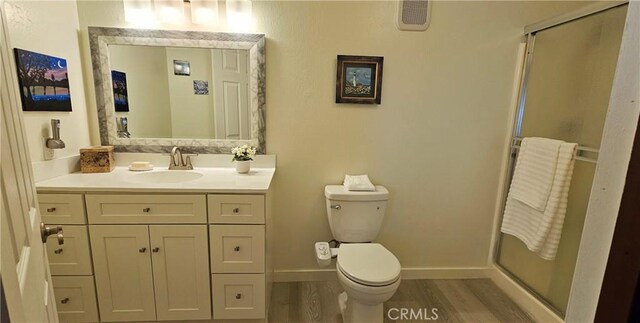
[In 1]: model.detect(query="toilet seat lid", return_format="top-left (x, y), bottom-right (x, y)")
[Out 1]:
top-left (337, 243), bottom-right (401, 286)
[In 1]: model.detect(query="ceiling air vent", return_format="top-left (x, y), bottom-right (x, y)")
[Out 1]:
top-left (396, 0), bottom-right (432, 31)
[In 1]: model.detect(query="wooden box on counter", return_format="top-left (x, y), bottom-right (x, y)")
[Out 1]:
top-left (80, 146), bottom-right (115, 173)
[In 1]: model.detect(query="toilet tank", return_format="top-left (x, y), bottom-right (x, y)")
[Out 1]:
top-left (324, 185), bottom-right (389, 242)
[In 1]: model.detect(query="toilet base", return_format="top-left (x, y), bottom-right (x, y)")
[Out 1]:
top-left (338, 291), bottom-right (384, 323)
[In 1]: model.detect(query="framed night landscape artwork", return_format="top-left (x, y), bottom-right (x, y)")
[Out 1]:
top-left (336, 55), bottom-right (384, 104)
top-left (13, 48), bottom-right (72, 111)
top-left (111, 70), bottom-right (129, 112)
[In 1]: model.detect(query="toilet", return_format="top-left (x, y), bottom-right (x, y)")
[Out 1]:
top-left (318, 185), bottom-right (401, 323)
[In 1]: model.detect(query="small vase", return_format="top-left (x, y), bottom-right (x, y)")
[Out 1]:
top-left (235, 160), bottom-right (250, 174)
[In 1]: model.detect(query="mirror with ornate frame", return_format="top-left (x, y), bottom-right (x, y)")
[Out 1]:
top-left (89, 27), bottom-right (265, 153)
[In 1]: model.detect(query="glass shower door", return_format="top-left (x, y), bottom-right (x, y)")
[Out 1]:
top-left (496, 5), bottom-right (627, 315)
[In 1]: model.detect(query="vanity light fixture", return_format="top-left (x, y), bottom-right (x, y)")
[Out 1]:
top-left (190, 0), bottom-right (219, 25)
top-left (155, 0), bottom-right (186, 23)
top-left (123, 0), bottom-right (155, 25)
top-left (124, 0), bottom-right (250, 28)
top-left (225, 0), bottom-right (252, 31)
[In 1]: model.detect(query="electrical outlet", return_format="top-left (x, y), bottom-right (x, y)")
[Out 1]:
top-left (43, 138), bottom-right (54, 161)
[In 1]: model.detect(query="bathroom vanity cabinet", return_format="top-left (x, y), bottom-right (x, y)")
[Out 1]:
top-left (37, 168), bottom-right (274, 323)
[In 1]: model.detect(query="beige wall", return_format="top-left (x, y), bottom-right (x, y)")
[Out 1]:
top-left (6, 0), bottom-right (92, 163)
top-left (259, 1), bottom-right (590, 272)
top-left (165, 47), bottom-right (216, 139)
top-left (109, 45), bottom-right (173, 138)
top-left (75, 1), bottom-right (590, 272)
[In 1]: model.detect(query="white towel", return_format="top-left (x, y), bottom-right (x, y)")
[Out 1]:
top-left (501, 139), bottom-right (577, 260)
top-left (343, 175), bottom-right (375, 191)
top-left (509, 138), bottom-right (562, 211)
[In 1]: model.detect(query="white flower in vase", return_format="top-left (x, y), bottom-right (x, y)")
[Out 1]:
top-left (231, 145), bottom-right (256, 174)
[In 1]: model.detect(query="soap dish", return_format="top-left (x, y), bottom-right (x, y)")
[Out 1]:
top-left (129, 164), bottom-right (154, 171)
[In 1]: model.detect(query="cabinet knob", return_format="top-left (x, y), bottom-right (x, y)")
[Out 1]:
top-left (54, 248), bottom-right (63, 254)
top-left (61, 297), bottom-right (70, 304)
top-left (234, 246), bottom-right (241, 252)
top-left (46, 207), bottom-right (56, 213)
top-left (232, 208), bottom-right (240, 214)
top-left (139, 247), bottom-right (147, 253)
top-left (152, 247), bottom-right (160, 253)
top-left (235, 293), bottom-right (242, 299)
top-left (142, 207), bottom-right (151, 213)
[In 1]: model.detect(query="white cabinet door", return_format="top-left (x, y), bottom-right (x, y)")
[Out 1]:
top-left (89, 225), bottom-right (156, 322)
top-left (150, 225), bottom-right (211, 321)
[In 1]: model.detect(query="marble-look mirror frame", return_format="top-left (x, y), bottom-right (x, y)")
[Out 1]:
top-left (89, 27), bottom-right (265, 154)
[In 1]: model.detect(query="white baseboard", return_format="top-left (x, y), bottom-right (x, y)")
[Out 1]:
top-left (488, 266), bottom-right (563, 323)
top-left (401, 267), bottom-right (493, 279)
top-left (272, 267), bottom-right (493, 282)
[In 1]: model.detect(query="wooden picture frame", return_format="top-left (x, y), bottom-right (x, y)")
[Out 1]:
top-left (336, 55), bottom-right (383, 104)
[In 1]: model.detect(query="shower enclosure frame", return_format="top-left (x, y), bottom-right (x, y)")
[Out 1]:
top-left (492, 0), bottom-right (629, 317)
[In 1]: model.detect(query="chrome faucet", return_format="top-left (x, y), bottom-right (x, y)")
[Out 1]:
top-left (168, 147), bottom-right (195, 170)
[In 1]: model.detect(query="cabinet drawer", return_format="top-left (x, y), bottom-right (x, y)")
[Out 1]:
top-left (39, 194), bottom-right (86, 224)
top-left (212, 274), bottom-right (265, 319)
top-left (52, 276), bottom-right (99, 323)
top-left (208, 194), bottom-right (264, 224)
top-left (46, 225), bottom-right (92, 275)
top-left (210, 225), bottom-right (265, 273)
top-left (86, 194), bottom-right (206, 224)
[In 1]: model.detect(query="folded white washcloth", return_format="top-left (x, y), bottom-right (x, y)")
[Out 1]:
top-left (343, 175), bottom-right (375, 191)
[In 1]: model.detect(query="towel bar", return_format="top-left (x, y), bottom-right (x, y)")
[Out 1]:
top-left (511, 137), bottom-right (599, 164)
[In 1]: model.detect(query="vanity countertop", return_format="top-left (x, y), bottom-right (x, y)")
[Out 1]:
top-left (35, 167), bottom-right (275, 193)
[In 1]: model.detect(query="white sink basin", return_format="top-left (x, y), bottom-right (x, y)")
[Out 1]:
top-left (127, 170), bottom-right (204, 184)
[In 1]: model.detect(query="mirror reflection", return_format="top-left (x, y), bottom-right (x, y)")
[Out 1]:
top-left (108, 44), bottom-right (250, 140)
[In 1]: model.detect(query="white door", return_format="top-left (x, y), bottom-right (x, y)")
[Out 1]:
top-left (150, 225), bottom-right (211, 321)
top-left (212, 49), bottom-right (250, 139)
top-left (89, 225), bottom-right (156, 322)
top-left (0, 3), bottom-right (59, 323)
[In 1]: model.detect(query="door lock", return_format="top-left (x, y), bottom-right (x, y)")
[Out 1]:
top-left (40, 223), bottom-right (63, 245)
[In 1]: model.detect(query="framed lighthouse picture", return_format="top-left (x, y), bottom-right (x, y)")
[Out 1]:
top-left (336, 55), bottom-right (383, 104)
